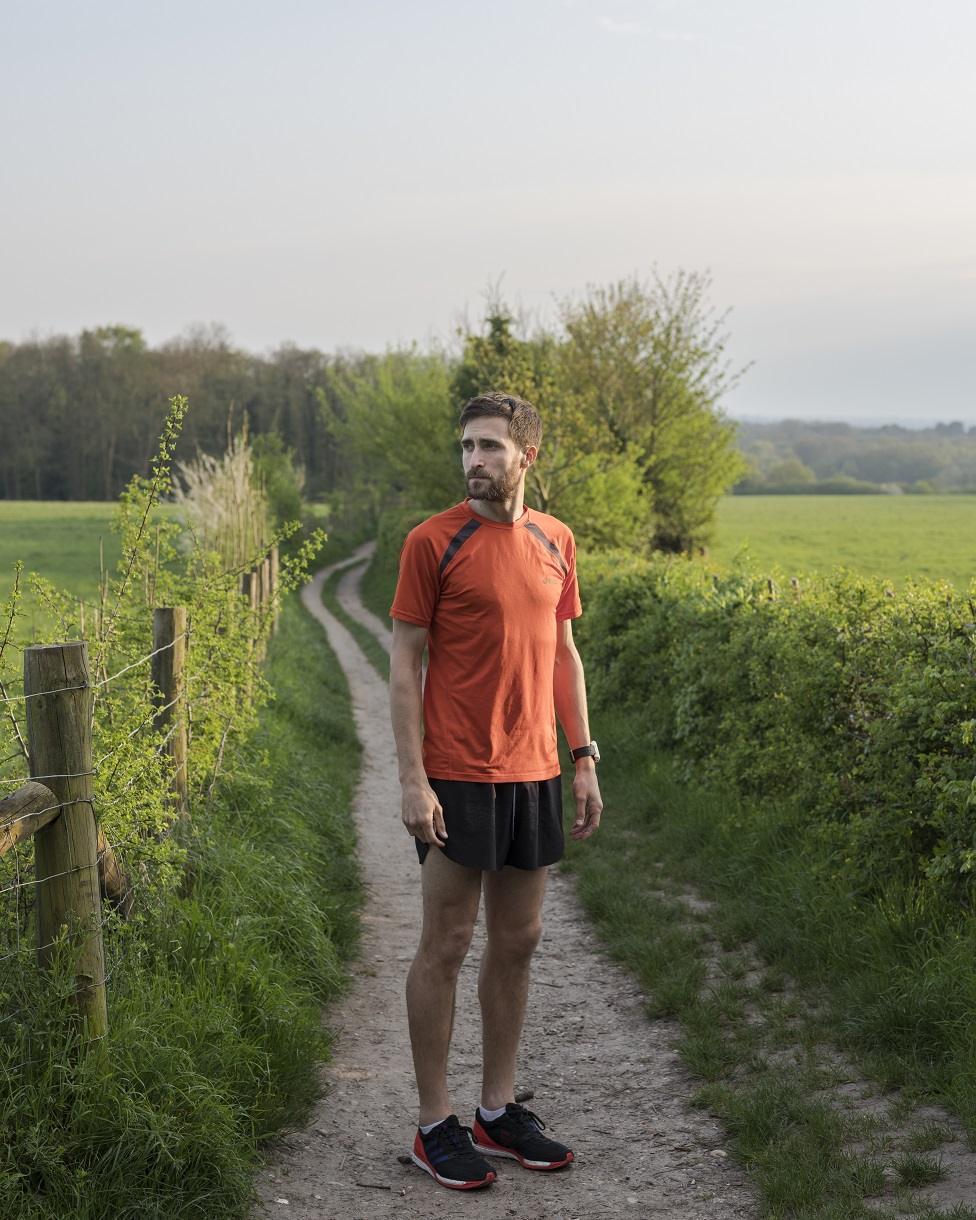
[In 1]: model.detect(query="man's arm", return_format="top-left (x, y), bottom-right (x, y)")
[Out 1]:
top-left (390, 618), bottom-right (447, 846)
top-left (553, 619), bottom-right (603, 841)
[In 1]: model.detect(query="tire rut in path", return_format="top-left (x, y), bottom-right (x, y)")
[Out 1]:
top-left (251, 548), bottom-right (755, 1220)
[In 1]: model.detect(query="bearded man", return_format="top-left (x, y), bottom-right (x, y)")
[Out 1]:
top-left (389, 390), bottom-right (603, 1192)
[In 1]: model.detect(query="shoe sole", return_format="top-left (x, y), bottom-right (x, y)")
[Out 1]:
top-left (472, 1138), bottom-right (574, 1171)
top-left (409, 1150), bottom-right (496, 1190)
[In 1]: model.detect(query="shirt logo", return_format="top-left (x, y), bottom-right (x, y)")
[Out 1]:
top-left (542, 576), bottom-right (559, 585)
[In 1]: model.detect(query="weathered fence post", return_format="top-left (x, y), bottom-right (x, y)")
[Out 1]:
top-left (241, 570), bottom-right (258, 614)
top-left (269, 544), bottom-right (280, 634)
top-left (261, 556), bottom-right (271, 611)
top-left (24, 642), bottom-right (108, 1039)
top-left (152, 608), bottom-right (189, 824)
top-left (257, 556), bottom-right (271, 660)
top-left (240, 571), bottom-right (258, 696)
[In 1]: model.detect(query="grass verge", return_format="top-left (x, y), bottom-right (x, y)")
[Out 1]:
top-left (0, 596), bottom-right (361, 1219)
top-left (359, 541), bottom-right (396, 625)
top-left (563, 712), bottom-right (976, 1218)
top-left (321, 559), bottom-right (390, 680)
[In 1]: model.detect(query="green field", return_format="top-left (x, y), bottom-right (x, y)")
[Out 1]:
top-left (0, 501), bottom-right (186, 642)
top-left (711, 494), bottom-right (976, 589)
top-left (0, 501), bottom-right (121, 593)
top-left (3, 495), bottom-right (976, 635)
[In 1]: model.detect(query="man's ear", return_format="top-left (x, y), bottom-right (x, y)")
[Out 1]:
top-left (522, 445), bottom-right (539, 469)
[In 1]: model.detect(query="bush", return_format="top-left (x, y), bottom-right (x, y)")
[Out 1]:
top-left (359, 506), bottom-right (436, 622)
top-left (576, 553), bottom-right (976, 902)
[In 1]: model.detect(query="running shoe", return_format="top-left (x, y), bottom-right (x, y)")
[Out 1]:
top-left (410, 1115), bottom-right (497, 1190)
top-left (472, 1103), bottom-right (574, 1170)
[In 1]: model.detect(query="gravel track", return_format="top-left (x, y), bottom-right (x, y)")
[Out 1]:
top-left (251, 548), bottom-right (755, 1220)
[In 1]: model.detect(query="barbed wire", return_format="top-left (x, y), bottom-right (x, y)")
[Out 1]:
top-left (0, 680), bottom-right (214, 789)
top-left (92, 692), bottom-right (184, 772)
top-left (0, 869), bottom-right (149, 1048)
top-left (0, 630), bottom-right (190, 706)
top-left (0, 833), bottom-right (141, 912)
top-left (0, 775), bottom-right (185, 844)
top-left (0, 769), bottom-right (94, 788)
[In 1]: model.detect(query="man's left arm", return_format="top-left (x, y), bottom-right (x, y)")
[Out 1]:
top-left (553, 619), bottom-right (604, 841)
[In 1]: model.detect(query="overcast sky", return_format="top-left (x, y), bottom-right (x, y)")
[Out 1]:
top-left (3, 0), bottom-right (974, 423)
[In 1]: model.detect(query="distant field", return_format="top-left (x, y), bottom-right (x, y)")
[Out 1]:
top-left (711, 494), bottom-right (975, 589)
top-left (3, 495), bottom-right (974, 641)
top-left (0, 501), bottom-right (188, 643)
top-left (0, 501), bottom-right (121, 594)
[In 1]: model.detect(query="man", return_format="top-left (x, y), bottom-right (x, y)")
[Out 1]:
top-left (389, 390), bottom-right (603, 1192)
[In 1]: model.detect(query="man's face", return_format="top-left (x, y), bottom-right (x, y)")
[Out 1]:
top-left (460, 416), bottom-right (533, 501)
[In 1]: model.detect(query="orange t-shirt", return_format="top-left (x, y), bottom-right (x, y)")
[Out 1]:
top-left (390, 499), bottom-right (583, 782)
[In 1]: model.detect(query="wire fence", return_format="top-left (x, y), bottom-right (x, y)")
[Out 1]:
top-left (0, 546), bottom-right (281, 1055)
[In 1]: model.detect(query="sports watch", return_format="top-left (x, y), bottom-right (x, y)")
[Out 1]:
top-left (571, 741), bottom-right (600, 763)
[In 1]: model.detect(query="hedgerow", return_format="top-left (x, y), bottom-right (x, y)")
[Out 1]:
top-left (575, 552), bottom-right (976, 901)
top-left (0, 398), bottom-right (359, 1219)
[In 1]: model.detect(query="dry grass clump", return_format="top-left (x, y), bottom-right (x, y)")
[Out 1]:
top-left (172, 431), bottom-right (271, 569)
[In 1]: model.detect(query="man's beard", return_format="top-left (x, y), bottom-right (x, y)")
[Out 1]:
top-left (466, 464), bottom-right (521, 502)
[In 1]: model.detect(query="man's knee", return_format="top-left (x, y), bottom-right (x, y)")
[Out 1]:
top-left (488, 916), bottom-right (543, 963)
top-left (417, 920), bottom-right (475, 977)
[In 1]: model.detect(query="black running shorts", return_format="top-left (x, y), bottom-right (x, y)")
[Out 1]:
top-left (415, 776), bottom-right (564, 871)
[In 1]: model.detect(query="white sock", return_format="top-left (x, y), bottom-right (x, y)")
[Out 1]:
top-left (479, 1104), bottom-right (508, 1123)
top-left (419, 1116), bottom-right (449, 1135)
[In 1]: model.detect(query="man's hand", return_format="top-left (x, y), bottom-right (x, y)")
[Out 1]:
top-left (401, 778), bottom-right (448, 847)
top-left (571, 764), bottom-right (603, 842)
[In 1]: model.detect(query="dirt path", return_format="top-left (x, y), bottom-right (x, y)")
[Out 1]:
top-left (251, 549), bottom-right (755, 1220)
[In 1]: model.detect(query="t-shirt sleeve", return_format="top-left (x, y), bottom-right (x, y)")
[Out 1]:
top-left (556, 530), bottom-right (583, 621)
top-left (390, 527), bottom-right (439, 627)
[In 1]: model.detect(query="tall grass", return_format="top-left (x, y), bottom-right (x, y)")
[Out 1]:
top-left (566, 710), bottom-right (976, 1131)
top-left (0, 598), bottom-right (360, 1219)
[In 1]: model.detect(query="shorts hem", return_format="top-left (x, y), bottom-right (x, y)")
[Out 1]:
top-left (415, 840), bottom-right (564, 872)
top-left (424, 768), bottom-right (562, 783)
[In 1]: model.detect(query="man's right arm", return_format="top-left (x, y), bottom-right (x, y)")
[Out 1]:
top-left (390, 619), bottom-right (447, 846)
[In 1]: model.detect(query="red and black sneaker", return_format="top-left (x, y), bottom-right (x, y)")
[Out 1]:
top-left (472, 1103), bottom-right (574, 1171)
top-left (410, 1115), bottom-right (497, 1190)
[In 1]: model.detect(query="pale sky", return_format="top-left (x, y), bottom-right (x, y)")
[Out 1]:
top-left (3, 0), bottom-right (974, 423)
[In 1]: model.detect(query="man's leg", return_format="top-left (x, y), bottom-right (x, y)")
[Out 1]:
top-left (406, 847), bottom-right (483, 1125)
top-left (478, 864), bottom-right (548, 1111)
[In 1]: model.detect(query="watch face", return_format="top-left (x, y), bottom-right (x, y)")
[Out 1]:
top-left (591, 740), bottom-right (600, 762)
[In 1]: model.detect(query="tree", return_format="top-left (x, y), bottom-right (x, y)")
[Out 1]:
top-left (453, 310), bottom-right (649, 551)
top-left (765, 458), bottom-right (816, 486)
top-left (329, 347), bottom-right (459, 514)
top-left (76, 326), bottom-right (154, 499)
top-left (251, 432), bottom-right (305, 527)
top-left (559, 272), bottom-right (749, 552)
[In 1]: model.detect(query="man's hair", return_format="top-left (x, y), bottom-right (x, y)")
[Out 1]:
top-left (458, 391), bottom-right (543, 452)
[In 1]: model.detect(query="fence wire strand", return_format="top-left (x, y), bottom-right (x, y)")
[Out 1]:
top-left (0, 576), bottom-right (274, 1071)
top-left (0, 631), bottom-right (189, 706)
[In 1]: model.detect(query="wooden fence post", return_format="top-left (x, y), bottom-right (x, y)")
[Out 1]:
top-left (241, 570), bottom-right (257, 613)
top-left (260, 556), bottom-right (270, 614)
top-left (258, 556), bottom-right (271, 659)
top-left (24, 642), bottom-right (108, 1039)
top-left (241, 571), bottom-right (257, 697)
top-left (269, 545), bottom-right (280, 635)
top-left (152, 608), bottom-right (189, 824)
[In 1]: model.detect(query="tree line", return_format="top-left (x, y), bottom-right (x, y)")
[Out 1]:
top-left (736, 419), bottom-right (976, 493)
top-left (0, 272), bottom-right (747, 553)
